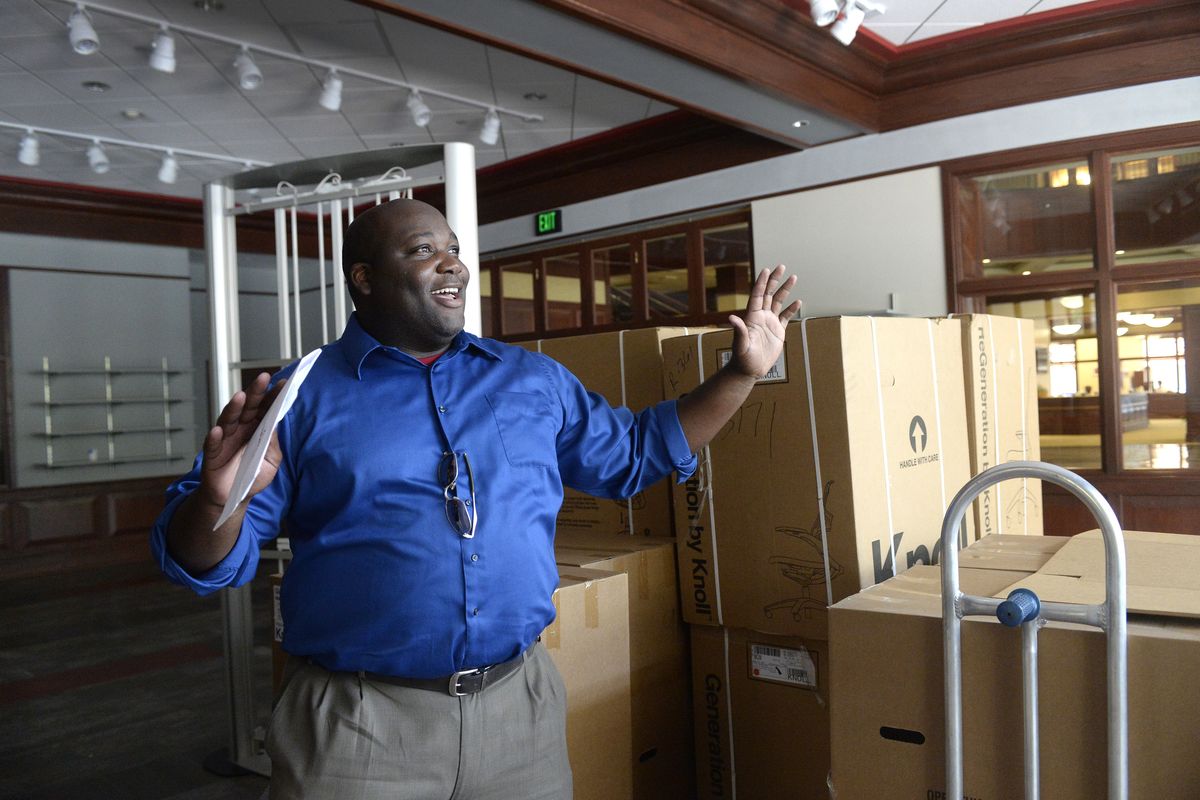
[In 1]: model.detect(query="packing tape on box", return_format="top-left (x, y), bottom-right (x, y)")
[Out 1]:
top-left (585, 581), bottom-right (600, 629)
top-left (924, 319), bottom-right (951, 541)
top-left (866, 316), bottom-right (902, 581)
top-left (694, 329), bottom-right (726, 625)
top-left (799, 318), bottom-right (837, 606)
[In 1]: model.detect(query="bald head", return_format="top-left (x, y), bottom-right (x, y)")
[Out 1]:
top-left (342, 199), bottom-right (445, 300)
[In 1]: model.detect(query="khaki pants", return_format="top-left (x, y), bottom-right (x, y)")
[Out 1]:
top-left (266, 643), bottom-right (572, 800)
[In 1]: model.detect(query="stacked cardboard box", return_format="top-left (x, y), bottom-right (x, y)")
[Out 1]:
top-left (829, 530), bottom-right (1200, 798)
top-left (959, 314), bottom-right (1042, 537)
top-left (554, 531), bottom-right (693, 800)
top-left (519, 326), bottom-right (698, 536)
top-left (662, 314), bottom-right (1042, 798)
top-left (547, 567), bottom-right (633, 800)
top-left (663, 316), bottom-right (977, 639)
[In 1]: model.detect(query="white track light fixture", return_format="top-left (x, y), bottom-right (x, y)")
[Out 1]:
top-left (157, 150), bottom-right (178, 184)
top-left (830, 0), bottom-right (886, 45)
top-left (18, 130), bottom-right (40, 166)
top-left (479, 108), bottom-right (500, 146)
top-left (406, 91), bottom-right (432, 128)
top-left (87, 140), bottom-right (110, 174)
top-left (810, 0), bottom-right (842, 27)
top-left (67, 4), bottom-right (100, 55)
top-left (234, 47), bottom-right (262, 90)
top-left (319, 69), bottom-right (343, 111)
top-left (149, 26), bottom-right (176, 73)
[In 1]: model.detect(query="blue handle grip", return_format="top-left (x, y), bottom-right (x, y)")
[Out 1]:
top-left (996, 587), bottom-right (1040, 627)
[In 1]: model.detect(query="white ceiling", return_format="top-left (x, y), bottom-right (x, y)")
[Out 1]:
top-left (0, 0), bottom-right (1111, 200)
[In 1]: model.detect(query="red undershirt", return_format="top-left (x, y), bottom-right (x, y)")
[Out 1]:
top-left (417, 352), bottom-right (443, 366)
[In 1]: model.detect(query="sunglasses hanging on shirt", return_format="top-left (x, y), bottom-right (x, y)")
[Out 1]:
top-left (439, 450), bottom-right (478, 538)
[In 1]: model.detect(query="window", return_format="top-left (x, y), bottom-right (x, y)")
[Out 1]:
top-left (481, 209), bottom-right (751, 339)
top-left (948, 126), bottom-right (1200, 475)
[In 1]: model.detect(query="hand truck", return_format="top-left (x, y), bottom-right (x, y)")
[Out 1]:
top-left (938, 460), bottom-right (1128, 800)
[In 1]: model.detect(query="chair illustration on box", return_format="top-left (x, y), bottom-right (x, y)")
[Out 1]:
top-left (764, 480), bottom-right (842, 622)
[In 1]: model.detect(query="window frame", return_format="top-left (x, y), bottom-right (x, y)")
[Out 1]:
top-left (945, 121), bottom-right (1200, 477)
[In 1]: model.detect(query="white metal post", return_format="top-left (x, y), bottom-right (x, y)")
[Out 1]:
top-left (443, 142), bottom-right (480, 336)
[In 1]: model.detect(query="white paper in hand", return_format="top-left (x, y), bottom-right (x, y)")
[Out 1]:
top-left (213, 347), bottom-right (323, 530)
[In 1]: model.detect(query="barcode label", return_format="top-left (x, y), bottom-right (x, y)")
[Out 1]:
top-left (718, 347), bottom-right (787, 383)
top-left (749, 643), bottom-right (817, 689)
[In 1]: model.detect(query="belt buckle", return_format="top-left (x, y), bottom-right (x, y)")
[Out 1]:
top-left (449, 666), bottom-right (486, 696)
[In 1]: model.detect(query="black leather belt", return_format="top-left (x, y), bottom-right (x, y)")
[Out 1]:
top-left (356, 647), bottom-right (529, 697)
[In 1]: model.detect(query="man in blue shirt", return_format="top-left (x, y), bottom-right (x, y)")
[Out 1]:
top-left (153, 199), bottom-right (798, 799)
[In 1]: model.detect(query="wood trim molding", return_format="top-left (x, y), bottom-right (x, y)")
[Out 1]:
top-left (0, 177), bottom-right (320, 255)
top-left (418, 110), bottom-right (793, 224)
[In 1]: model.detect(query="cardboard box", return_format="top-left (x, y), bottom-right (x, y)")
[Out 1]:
top-left (959, 314), bottom-right (1043, 536)
top-left (520, 327), bottom-right (697, 536)
top-left (663, 317), bottom-right (973, 639)
top-left (545, 567), bottom-right (633, 800)
top-left (830, 531), bottom-right (1200, 799)
top-left (554, 531), bottom-right (693, 800)
top-left (690, 624), bottom-right (831, 800)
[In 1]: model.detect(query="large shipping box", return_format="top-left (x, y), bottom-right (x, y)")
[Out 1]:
top-left (830, 531), bottom-right (1200, 799)
top-left (554, 531), bottom-right (693, 800)
top-left (546, 567), bottom-right (633, 800)
top-left (690, 624), bottom-right (831, 800)
top-left (663, 317), bottom-right (974, 639)
top-left (520, 327), bottom-right (696, 536)
top-left (959, 314), bottom-right (1043, 536)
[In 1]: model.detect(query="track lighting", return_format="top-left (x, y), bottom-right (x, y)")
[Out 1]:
top-left (479, 108), bottom-right (500, 146)
top-left (157, 150), bottom-right (178, 184)
top-left (67, 4), bottom-right (100, 55)
top-left (46, 0), bottom-right (543, 127)
top-left (149, 26), bottom-right (176, 73)
top-left (830, 0), bottom-right (885, 45)
top-left (234, 47), bottom-right (261, 90)
top-left (406, 91), bottom-right (432, 127)
top-left (810, 0), bottom-right (841, 27)
top-left (318, 69), bottom-right (343, 111)
top-left (87, 140), bottom-right (109, 174)
top-left (18, 130), bottom-right (39, 166)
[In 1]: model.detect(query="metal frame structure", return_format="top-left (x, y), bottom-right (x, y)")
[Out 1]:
top-left (201, 143), bottom-right (479, 776)
top-left (939, 460), bottom-right (1128, 800)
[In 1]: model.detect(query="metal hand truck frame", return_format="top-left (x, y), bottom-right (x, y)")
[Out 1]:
top-left (939, 460), bottom-right (1128, 800)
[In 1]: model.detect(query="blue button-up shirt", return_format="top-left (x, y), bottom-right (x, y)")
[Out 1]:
top-left (151, 315), bottom-right (696, 678)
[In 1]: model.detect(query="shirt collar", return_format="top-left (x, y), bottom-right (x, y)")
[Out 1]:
top-left (338, 313), bottom-right (504, 380)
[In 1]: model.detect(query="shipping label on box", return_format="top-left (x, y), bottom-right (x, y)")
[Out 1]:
top-left (520, 327), bottom-right (696, 536)
top-left (665, 317), bottom-right (973, 639)
top-left (959, 314), bottom-right (1043, 537)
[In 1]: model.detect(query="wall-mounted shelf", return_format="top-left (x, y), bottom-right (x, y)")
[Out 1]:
top-left (36, 356), bottom-right (192, 470)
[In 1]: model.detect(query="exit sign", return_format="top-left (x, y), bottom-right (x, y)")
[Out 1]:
top-left (534, 209), bottom-right (563, 236)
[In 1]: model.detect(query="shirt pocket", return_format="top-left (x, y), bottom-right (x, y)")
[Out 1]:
top-left (486, 391), bottom-right (557, 469)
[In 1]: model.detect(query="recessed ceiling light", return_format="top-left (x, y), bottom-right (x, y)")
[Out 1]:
top-left (194, 0), bottom-right (224, 10)
top-left (523, 92), bottom-right (547, 101)
top-left (388, 141), bottom-right (404, 147)
top-left (120, 108), bottom-right (145, 120)
top-left (82, 80), bottom-right (111, 93)
top-left (792, 120), bottom-right (810, 128)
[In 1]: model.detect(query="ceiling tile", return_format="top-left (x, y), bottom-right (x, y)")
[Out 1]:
top-left (269, 113), bottom-right (360, 140)
top-left (188, 117), bottom-right (283, 142)
top-left (163, 91), bottom-right (266, 123)
top-left (36, 66), bottom-right (157, 102)
top-left (0, 0), bottom-right (69, 37)
top-left (289, 136), bottom-right (370, 158)
top-left (925, 0), bottom-right (1039, 25)
top-left (211, 139), bottom-right (302, 163)
top-left (79, 96), bottom-right (187, 125)
top-left (259, 0), bottom-right (377, 25)
top-left (284, 21), bottom-right (391, 60)
top-left (905, 22), bottom-right (983, 42)
top-left (0, 73), bottom-right (73, 106)
top-left (111, 121), bottom-right (216, 148)
top-left (379, 16), bottom-right (491, 89)
top-left (0, 103), bottom-right (116, 134)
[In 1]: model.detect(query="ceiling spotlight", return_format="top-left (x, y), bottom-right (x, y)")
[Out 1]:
top-left (67, 4), bottom-right (99, 55)
top-left (831, 0), bottom-right (885, 46)
top-left (810, 0), bottom-right (842, 26)
top-left (479, 108), bottom-right (500, 146)
top-left (17, 130), bottom-right (39, 166)
top-left (406, 91), bottom-right (432, 127)
top-left (86, 140), bottom-right (109, 174)
top-left (319, 69), bottom-right (343, 111)
top-left (234, 47), bottom-right (262, 91)
top-left (158, 150), bottom-right (178, 184)
top-left (149, 26), bottom-right (176, 73)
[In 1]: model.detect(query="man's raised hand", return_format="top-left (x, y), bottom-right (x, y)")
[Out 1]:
top-left (727, 264), bottom-right (801, 379)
